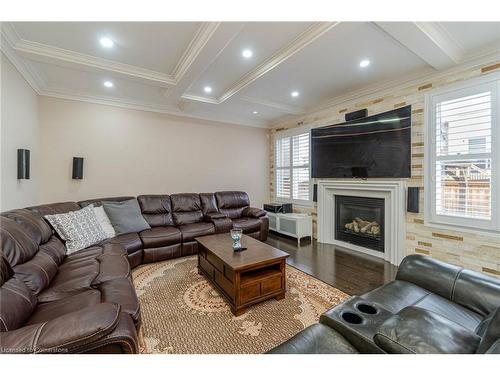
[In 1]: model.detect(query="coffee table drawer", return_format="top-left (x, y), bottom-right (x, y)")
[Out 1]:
top-left (240, 283), bottom-right (260, 303)
top-left (261, 275), bottom-right (282, 295)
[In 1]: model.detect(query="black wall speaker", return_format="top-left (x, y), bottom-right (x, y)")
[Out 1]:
top-left (407, 187), bottom-right (419, 213)
top-left (17, 149), bottom-right (30, 179)
top-left (345, 108), bottom-right (368, 122)
top-left (72, 157), bottom-right (84, 179)
top-left (313, 183), bottom-right (318, 202)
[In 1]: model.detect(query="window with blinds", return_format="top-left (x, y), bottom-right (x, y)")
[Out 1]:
top-left (426, 75), bottom-right (499, 233)
top-left (275, 132), bottom-right (311, 202)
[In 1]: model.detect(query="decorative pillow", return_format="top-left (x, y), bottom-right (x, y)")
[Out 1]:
top-left (44, 204), bottom-right (107, 254)
top-left (93, 205), bottom-right (116, 239)
top-left (102, 199), bottom-right (151, 235)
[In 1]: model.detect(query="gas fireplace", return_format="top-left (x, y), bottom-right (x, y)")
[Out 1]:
top-left (335, 195), bottom-right (385, 253)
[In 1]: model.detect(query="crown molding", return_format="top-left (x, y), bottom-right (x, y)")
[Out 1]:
top-left (181, 22), bottom-right (339, 105)
top-left (172, 22), bottom-right (220, 82)
top-left (271, 50), bottom-right (500, 128)
top-left (415, 22), bottom-right (465, 63)
top-left (240, 96), bottom-right (305, 115)
top-left (5, 22), bottom-right (219, 87)
top-left (38, 86), bottom-right (269, 129)
top-left (1, 23), bottom-right (45, 93)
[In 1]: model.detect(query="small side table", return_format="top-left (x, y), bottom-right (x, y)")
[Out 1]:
top-left (267, 212), bottom-right (312, 246)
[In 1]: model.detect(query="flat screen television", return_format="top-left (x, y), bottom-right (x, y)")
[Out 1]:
top-left (311, 105), bottom-right (411, 178)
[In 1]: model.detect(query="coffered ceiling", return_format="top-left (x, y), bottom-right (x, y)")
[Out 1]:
top-left (2, 22), bottom-right (499, 127)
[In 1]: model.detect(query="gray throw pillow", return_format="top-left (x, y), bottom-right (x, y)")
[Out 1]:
top-left (102, 199), bottom-right (150, 235)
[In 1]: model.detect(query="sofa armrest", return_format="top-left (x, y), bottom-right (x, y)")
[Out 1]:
top-left (203, 212), bottom-right (227, 221)
top-left (374, 306), bottom-right (480, 354)
top-left (486, 339), bottom-right (500, 354)
top-left (0, 303), bottom-right (121, 354)
top-left (243, 207), bottom-right (267, 218)
top-left (395, 254), bottom-right (462, 299)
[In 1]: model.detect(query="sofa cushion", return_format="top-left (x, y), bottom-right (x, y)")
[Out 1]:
top-left (137, 195), bottom-right (174, 227)
top-left (215, 191), bottom-right (249, 219)
top-left (139, 226), bottom-right (181, 248)
top-left (361, 280), bottom-right (430, 314)
top-left (200, 193), bottom-right (219, 214)
top-left (414, 293), bottom-right (482, 332)
top-left (103, 199), bottom-right (151, 235)
top-left (232, 217), bottom-right (261, 234)
top-left (178, 222), bottom-right (215, 242)
top-left (98, 278), bottom-right (141, 325)
top-left (44, 204), bottom-right (107, 254)
top-left (0, 256), bottom-right (38, 331)
top-left (0, 216), bottom-right (38, 266)
top-left (2, 209), bottom-right (52, 246)
top-left (170, 193), bottom-right (204, 225)
top-left (374, 306), bottom-right (481, 354)
top-left (102, 233), bottom-right (143, 255)
top-left (27, 289), bottom-right (102, 325)
top-left (79, 196), bottom-right (134, 208)
top-left (476, 306), bottom-right (500, 353)
top-left (93, 205), bottom-right (116, 239)
top-left (453, 269), bottom-right (500, 317)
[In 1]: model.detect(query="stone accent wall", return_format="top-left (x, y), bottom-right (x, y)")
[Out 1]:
top-left (269, 60), bottom-right (500, 276)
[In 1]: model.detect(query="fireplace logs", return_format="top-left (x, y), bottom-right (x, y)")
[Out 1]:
top-left (344, 217), bottom-right (381, 236)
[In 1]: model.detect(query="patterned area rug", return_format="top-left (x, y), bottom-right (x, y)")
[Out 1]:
top-left (133, 256), bottom-right (349, 354)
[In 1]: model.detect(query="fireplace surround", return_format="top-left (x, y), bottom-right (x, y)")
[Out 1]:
top-left (317, 180), bottom-right (406, 265)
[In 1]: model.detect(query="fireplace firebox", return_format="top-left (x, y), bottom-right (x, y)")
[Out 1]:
top-left (335, 195), bottom-right (385, 253)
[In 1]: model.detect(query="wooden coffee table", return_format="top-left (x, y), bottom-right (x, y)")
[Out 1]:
top-left (195, 233), bottom-right (289, 316)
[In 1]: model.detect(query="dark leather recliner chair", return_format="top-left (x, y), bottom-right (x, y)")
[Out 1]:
top-left (268, 255), bottom-right (500, 354)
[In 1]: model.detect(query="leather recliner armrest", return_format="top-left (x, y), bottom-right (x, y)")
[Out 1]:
top-left (0, 302), bottom-right (121, 354)
top-left (203, 212), bottom-right (227, 221)
top-left (486, 338), bottom-right (500, 354)
top-left (242, 207), bottom-right (267, 218)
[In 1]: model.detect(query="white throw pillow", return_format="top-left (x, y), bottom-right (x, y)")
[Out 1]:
top-left (44, 204), bottom-right (107, 254)
top-left (93, 205), bottom-right (116, 239)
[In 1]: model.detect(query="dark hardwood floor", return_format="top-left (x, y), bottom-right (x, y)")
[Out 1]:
top-left (265, 232), bottom-right (398, 296)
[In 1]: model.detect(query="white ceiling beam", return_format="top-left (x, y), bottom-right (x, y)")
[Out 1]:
top-left (375, 22), bottom-right (465, 70)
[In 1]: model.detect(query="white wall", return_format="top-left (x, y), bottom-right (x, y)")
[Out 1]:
top-left (0, 53), bottom-right (40, 211)
top-left (38, 97), bottom-right (269, 207)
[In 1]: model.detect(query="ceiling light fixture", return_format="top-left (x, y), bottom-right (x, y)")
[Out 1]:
top-left (359, 59), bottom-right (370, 68)
top-left (242, 49), bottom-right (253, 58)
top-left (291, 91), bottom-right (300, 97)
top-left (103, 81), bottom-right (114, 88)
top-left (204, 86), bottom-right (212, 93)
top-left (99, 37), bottom-right (114, 48)
top-left (252, 111), bottom-right (258, 114)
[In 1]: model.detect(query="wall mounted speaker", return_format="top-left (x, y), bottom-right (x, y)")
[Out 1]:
top-left (313, 183), bottom-right (318, 202)
top-left (345, 108), bottom-right (367, 122)
top-left (407, 187), bottom-right (419, 213)
top-left (17, 149), bottom-right (30, 179)
top-left (72, 157), bottom-right (84, 179)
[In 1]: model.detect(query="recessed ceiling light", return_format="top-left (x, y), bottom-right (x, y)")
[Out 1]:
top-left (252, 111), bottom-right (258, 114)
top-left (359, 59), bottom-right (370, 68)
top-left (99, 37), bottom-right (114, 48)
top-left (291, 91), bottom-right (300, 97)
top-left (103, 81), bottom-right (114, 88)
top-left (242, 49), bottom-right (253, 58)
top-left (204, 86), bottom-right (212, 93)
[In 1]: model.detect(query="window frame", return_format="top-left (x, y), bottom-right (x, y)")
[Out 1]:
top-left (274, 127), bottom-right (313, 207)
top-left (424, 72), bottom-right (500, 235)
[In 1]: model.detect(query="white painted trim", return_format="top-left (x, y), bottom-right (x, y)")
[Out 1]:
top-left (317, 179), bottom-right (407, 266)
top-left (182, 22), bottom-right (339, 105)
top-left (424, 73), bottom-right (500, 235)
top-left (240, 96), bottom-right (305, 115)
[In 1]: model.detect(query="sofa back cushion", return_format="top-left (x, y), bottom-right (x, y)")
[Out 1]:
top-left (170, 193), bottom-right (203, 225)
top-left (78, 196), bottom-right (135, 208)
top-left (102, 199), bottom-right (151, 235)
top-left (215, 191), bottom-right (250, 219)
top-left (200, 193), bottom-right (219, 214)
top-left (27, 202), bottom-right (81, 217)
top-left (453, 269), bottom-right (500, 317)
top-left (137, 195), bottom-right (174, 227)
top-left (0, 255), bottom-right (37, 332)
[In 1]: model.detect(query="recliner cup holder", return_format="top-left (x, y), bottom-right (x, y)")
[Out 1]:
top-left (356, 303), bottom-right (378, 315)
top-left (341, 311), bottom-right (364, 325)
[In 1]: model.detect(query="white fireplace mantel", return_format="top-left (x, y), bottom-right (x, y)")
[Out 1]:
top-left (317, 179), bottom-right (407, 266)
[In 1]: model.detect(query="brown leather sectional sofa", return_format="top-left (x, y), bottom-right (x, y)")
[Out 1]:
top-left (0, 191), bottom-right (268, 354)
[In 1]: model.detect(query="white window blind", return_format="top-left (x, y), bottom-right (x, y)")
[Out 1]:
top-left (426, 74), bottom-right (499, 233)
top-left (275, 132), bottom-right (311, 202)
